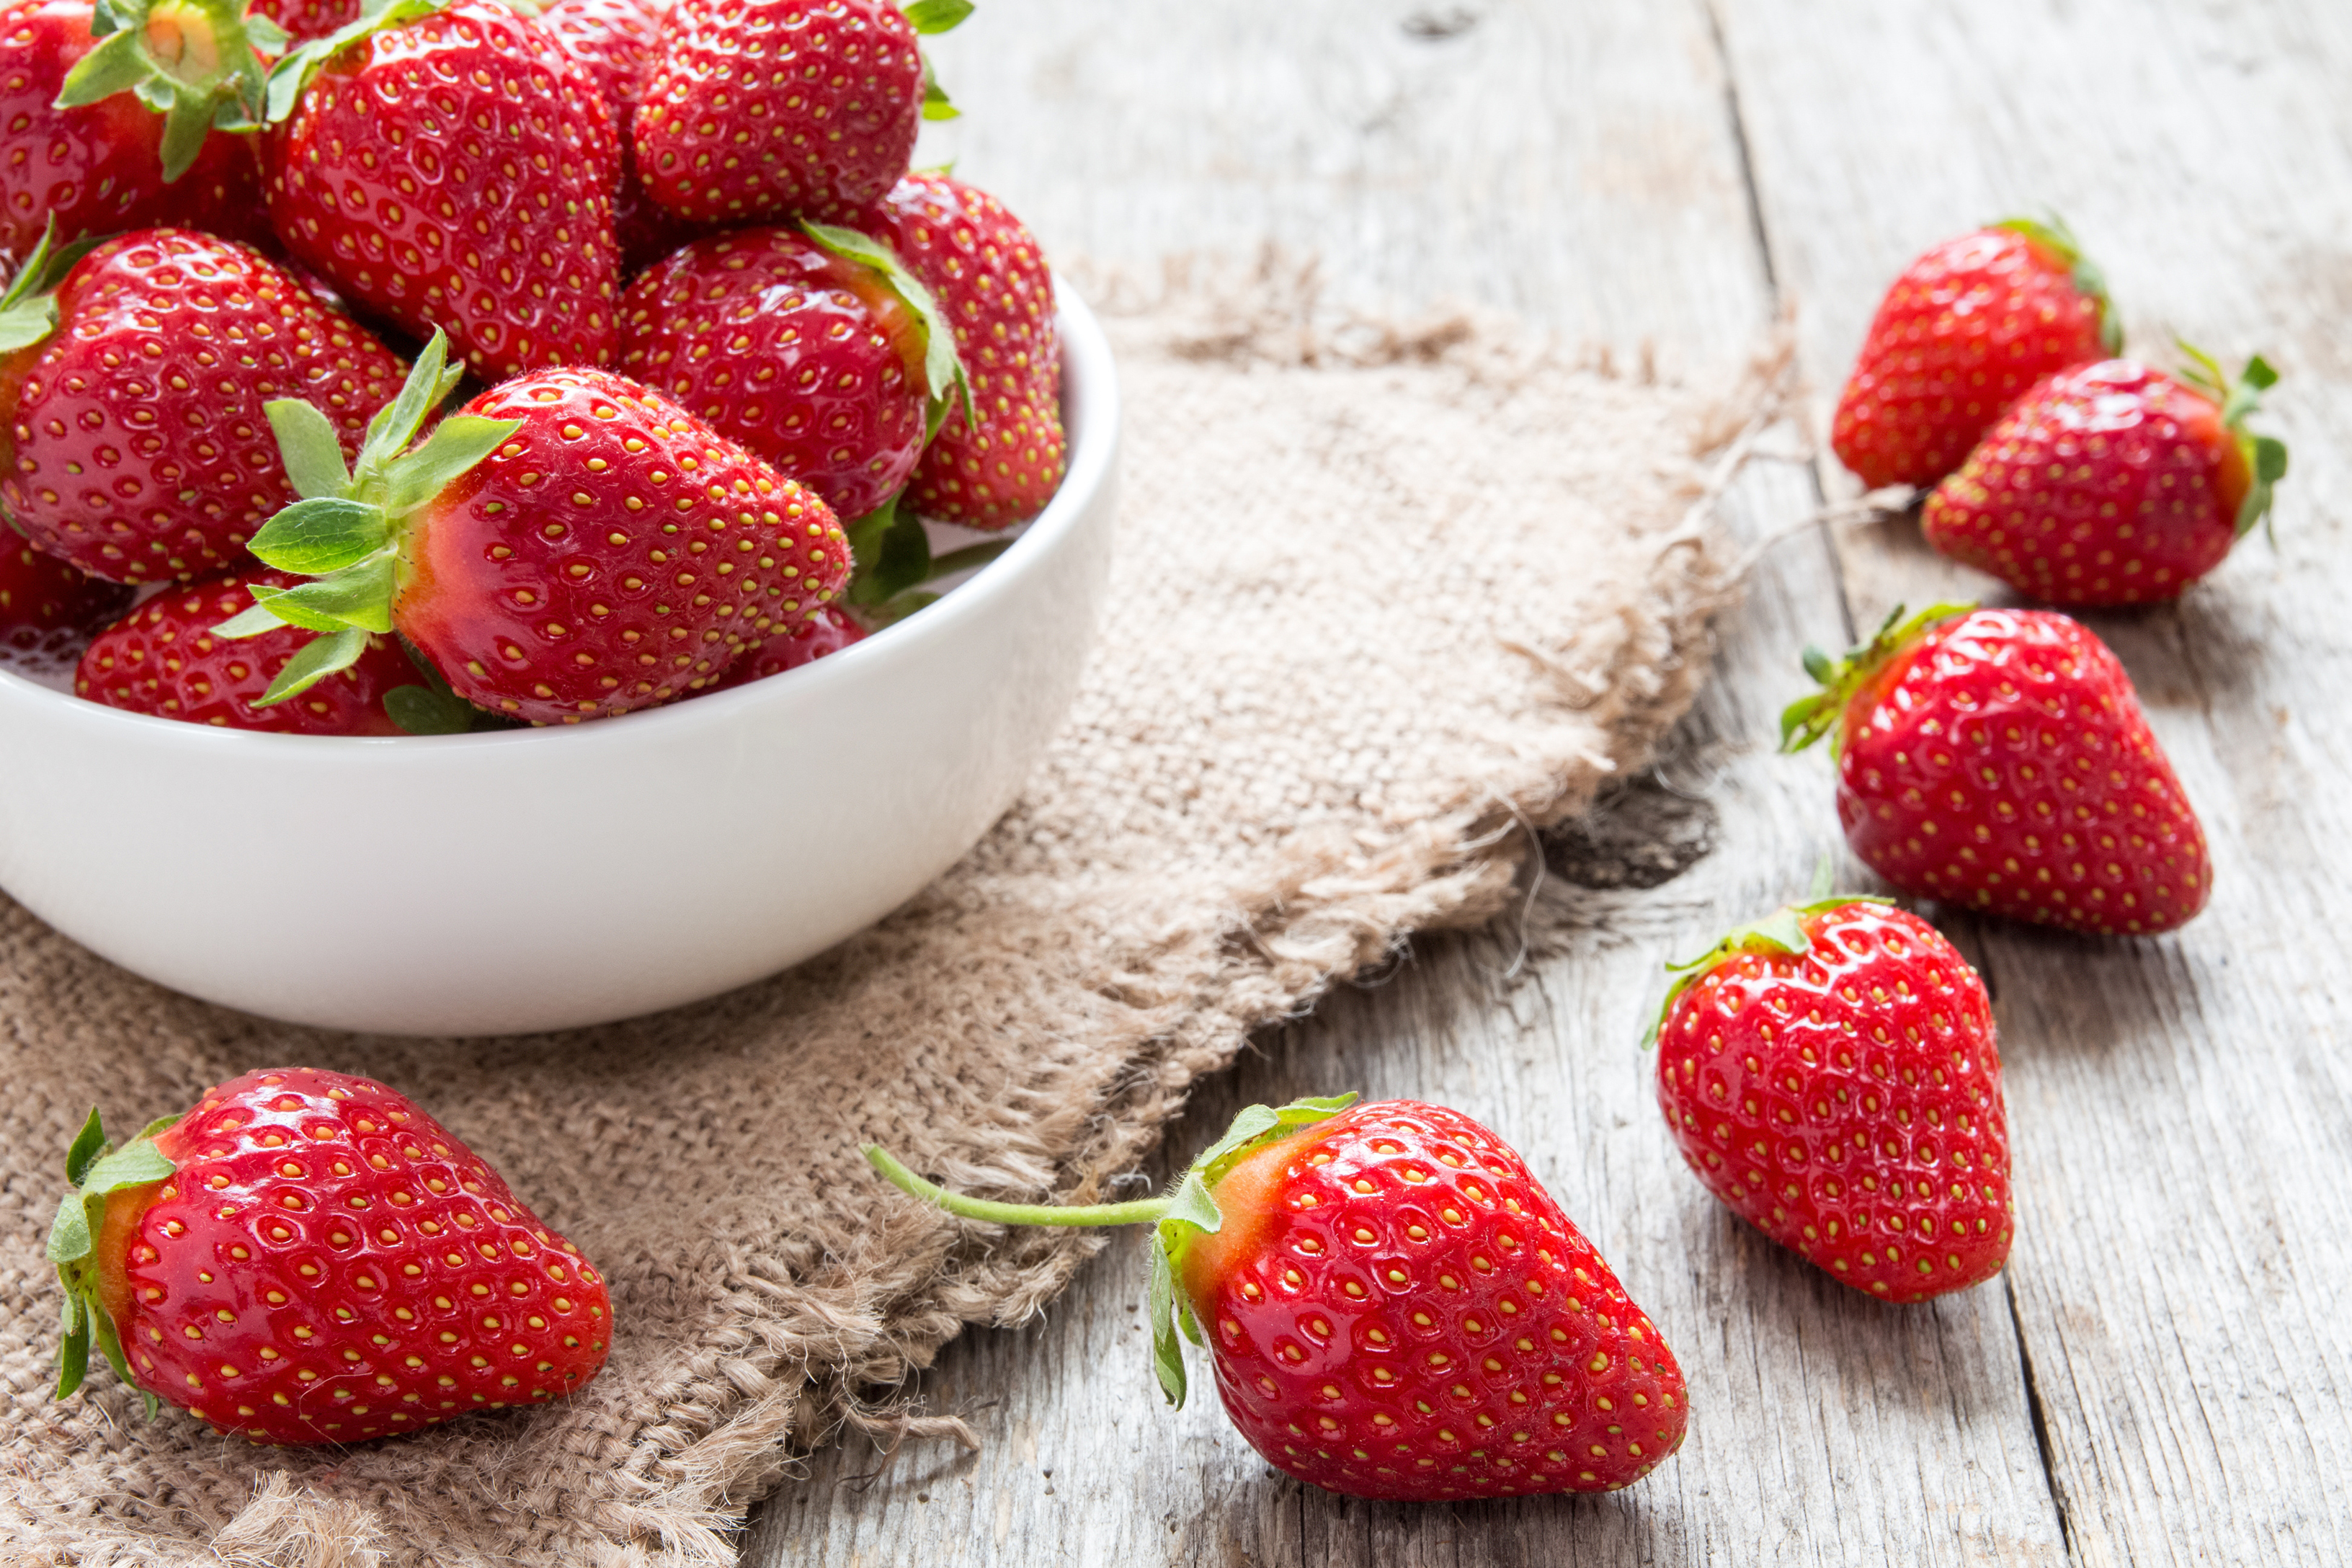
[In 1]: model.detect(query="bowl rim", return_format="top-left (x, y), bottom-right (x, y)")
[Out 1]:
top-left (0, 286), bottom-right (1120, 756)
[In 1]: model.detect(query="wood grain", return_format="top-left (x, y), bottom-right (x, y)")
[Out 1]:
top-left (741, 0), bottom-right (2352, 1562)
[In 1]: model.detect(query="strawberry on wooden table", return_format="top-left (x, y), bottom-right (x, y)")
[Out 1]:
top-left (868, 1095), bottom-right (1688, 1500)
top-left (1649, 896), bottom-right (2013, 1301)
top-left (635, 0), bottom-right (970, 227)
top-left (76, 569), bottom-right (428, 732)
top-left (620, 221), bottom-right (964, 520)
top-left (48, 1066), bottom-right (611, 1443)
top-left (1830, 218), bottom-right (2119, 491)
top-left (261, 0), bottom-right (623, 378)
top-left (215, 330), bottom-right (850, 724)
top-left (847, 171), bottom-right (1064, 529)
top-left (1921, 351), bottom-right (2289, 606)
top-left (1782, 604), bottom-right (2212, 935)
top-left (0, 0), bottom-right (276, 259)
top-left (0, 225), bottom-right (408, 584)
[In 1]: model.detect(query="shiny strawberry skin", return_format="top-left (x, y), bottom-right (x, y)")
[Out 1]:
top-left (0, 228), bottom-right (408, 584)
top-left (0, 0), bottom-right (268, 259)
top-left (636, 0), bottom-right (920, 224)
top-left (539, 0), bottom-right (700, 275)
top-left (849, 173), bottom-right (1065, 529)
top-left (716, 600), bottom-right (862, 686)
top-left (1180, 1100), bottom-right (1686, 1500)
top-left (396, 367), bottom-right (849, 724)
top-left (1657, 903), bottom-right (2013, 1301)
top-left (1838, 608), bottom-right (2211, 935)
top-left (1831, 228), bottom-right (2108, 491)
top-left (76, 570), bottom-right (415, 734)
top-left (97, 1067), bottom-right (610, 1446)
top-left (2, 527), bottom-right (124, 649)
top-left (262, 0), bottom-right (622, 380)
top-left (1923, 360), bottom-right (2245, 606)
top-left (620, 227), bottom-right (925, 518)
top-left (245, 0), bottom-right (361, 44)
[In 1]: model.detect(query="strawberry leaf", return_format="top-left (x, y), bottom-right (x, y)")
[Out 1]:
top-left (53, 29), bottom-right (148, 108)
top-left (251, 624), bottom-right (373, 706)
top-left (356, 329), bottom-right (461, 474)
top-left (63, 1108), bottom-right (105, 1187)
top-left (385, 682), bottom-right (474, 734)
top-left (249, 557), bottom-right (398, 634)
top-left (266, 0), bottom-right (449, 125)
top-left (1778, 602), bottom-right (1974, 757)
top-left (381, 414), bottom-right (520, 513)
top-left (919, 52), bottom-right (958, 121)
top-left (1642, 894), bottom-right (1894, 1049)
top-left (55, 0), bottom-right (285, 182)
top-left (902, 0), bottom-right (972, 34)
top-left (247, 495), bottom-right (390, 575)
top-left (0, 220), bottom-right (103, 355)
top-left (799, 219), bottom-right (972, 432)
top-left (847, 497), bottom-right (932, 605)
top-left (266, 400), bottom-right (353, 500)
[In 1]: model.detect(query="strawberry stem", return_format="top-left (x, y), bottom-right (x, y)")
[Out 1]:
top-left (863, 1145), bottom-right (1172, 1227)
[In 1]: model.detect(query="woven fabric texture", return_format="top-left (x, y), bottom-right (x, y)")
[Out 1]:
top-left (0, 283), bottom-right (1750, 1566)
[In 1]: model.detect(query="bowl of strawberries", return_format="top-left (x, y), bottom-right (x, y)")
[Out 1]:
top-left (0, 0), bottom-right (1119, 1035)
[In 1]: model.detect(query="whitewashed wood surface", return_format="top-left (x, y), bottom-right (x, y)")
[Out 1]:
top-left (743, 2), bottom-right (2352, 1562)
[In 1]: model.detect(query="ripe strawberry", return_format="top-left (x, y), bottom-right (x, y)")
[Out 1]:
top-left (846, 172), bottom-right (1064, 528)
top-left (0, 226), bottom-right (408, 584)
top-left (217, 331), bottom-right (850, 724)
top-left (1921, 352), bottom-right (2288, 606)
top-left (48, 1066), bottom-right (611, 1444)
top-left (868, 1095), bottom-right (1688, 1500)
top-left (3, 525), bottom-right (125, 653)
top-left (261, 0), bottom-right (622, 379)
top-left (76, 569), bottom-right (424, 733)
top-left (717, 600), bottom-right (862, 685)
top-left (1649, 897), bottom-right (2013, 1301)
top-left (1782, 605), bottom-right (2211, 935)
top-left (620, 222), bottom-right (963, 520)
top-left (538, 0), bottom-right (700, 274)
top-left (1831, 218), bottom-right (2119, 491)
top-left (636, 0), bottom-right (971, 226)
top-left (246, 0), bottom-right (360, 45)
top-left (0, 0), bottom-right (275, 260)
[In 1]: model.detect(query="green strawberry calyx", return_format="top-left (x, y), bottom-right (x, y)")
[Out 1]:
top-left (902, 0), bottom-right (972, 120)
top-left (1778, 601), bottom-right (1975, 758)
top-left (1642, 894), bottom-right (1894, 1050)
top-left (48, 1107), bottom-right (181, 1409)
top-left (0, 220), bottom-right (110, 355)
top-left (801, 219), bottom-right (974, 442)
top-left (864, 1092), bottom-right (1360, 1409)
top-left (55, 0), bottom-right (286, 180)
top-left (1993, 214), bottom-right (2122, 357)
top-left (210, 328), bottom-right (520, 708)
top-left (2175, 342), bottom-right (2289, 542)
top-left (262, 0), bottom-right (447, 123)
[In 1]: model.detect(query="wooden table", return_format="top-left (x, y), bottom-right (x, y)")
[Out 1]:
top-left (745, 3), bottom-right (2352, 1562)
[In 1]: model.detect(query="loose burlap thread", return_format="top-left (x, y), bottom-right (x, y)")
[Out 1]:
top-left (0, 262), bottom-right (1763, 1565)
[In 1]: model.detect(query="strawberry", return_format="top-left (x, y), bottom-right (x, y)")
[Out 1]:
top-left (0, 0), bottom-right (276, 261)
top-left (868, 1095), bottom-right (1688, 1500)
top-left (846, 172), bottom-right (1064, 529)
top-left (246, 0), bottom-right (361, 45)
top-left (1649, 896), bottom-right (2013, 1301)
top-left (1782, 604), bottom-right (2212, 935)
top-left (0, 226), bottom-right (408, 584)
top-left (48, 1066), bottom-right (611, 1444)
top-left (215, 330), bottom-right (850, 724)
top-left (716, 599), bottom-right (861, 685)
top-left (634, 0), bottom-right (971, 226)
top-left (76, 569), bottom-right (426, 732)
top-left (619, 221), bottom-right (963, 520)
top-left (538, 0), bottom-right (702, 275)
top-left (1831, 218), bottom-right (2119, 491)
top-left (1920, 352), bottom-right (2289, 606)
top-left (3, 525), bottom-right (125, 653)
top-left (261, 0), bottom-right (622, 379)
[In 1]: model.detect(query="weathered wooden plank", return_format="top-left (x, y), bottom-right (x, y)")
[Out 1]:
top-left (1712, 2), bottom-right (2352, 1564)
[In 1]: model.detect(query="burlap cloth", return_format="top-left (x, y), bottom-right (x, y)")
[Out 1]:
top-left (0, 263), bottom-right (1765, 1565)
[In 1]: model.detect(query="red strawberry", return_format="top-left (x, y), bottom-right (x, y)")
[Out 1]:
top-left (538, 0), bottom-right (702, 275)
top-left (717, 600), bottom-right (862, 685)
top-left (1782, 605), bottom-right (2212, 935)
top-left (847, 172), bottom-right (1064, 529)
top-left (216, 331), bottom-right (850, 725)
top-left (868, 1095), bottom-right (1688, 1500)
top-left (48, 1066), bottom-right (612, 1444)
top-left (1831, 218), bottom-right (2119, 491)
top-left (3, 526), bottom-right (126, 653)
top-left (76, 569), bottom-right (424, 733)
top-left (1650, 897), bottom-right (2013, 1301)
top-left (0, 226), bottom-right (408, 584)
top-left (635, 0), bottom-right (972, 225)
top-left (0, 0), bottom-right (274, 260)
top-left (245, 0), bottom-right (360, 45)
top-left (1921, 352), bottom-right (2288, 606)
top-left (262, 0), bottom-right (622, 379)
top-left (620, 223), bottom-right (964, 520)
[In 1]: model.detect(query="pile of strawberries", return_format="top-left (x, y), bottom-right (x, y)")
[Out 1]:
top-left (0, 0), bottom-right (1066, 731)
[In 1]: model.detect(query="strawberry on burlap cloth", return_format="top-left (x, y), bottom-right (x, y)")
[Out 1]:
top-left (0, 264), bottom-right (1765, 1565)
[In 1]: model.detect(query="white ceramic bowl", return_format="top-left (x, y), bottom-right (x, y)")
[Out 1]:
top-left (0, 293), bottom-right (1120, 1036)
